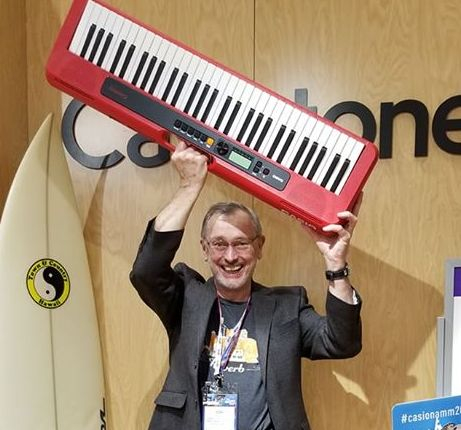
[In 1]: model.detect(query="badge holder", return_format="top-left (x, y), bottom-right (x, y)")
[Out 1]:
top-left (202, 377), bottom-right (238, 430)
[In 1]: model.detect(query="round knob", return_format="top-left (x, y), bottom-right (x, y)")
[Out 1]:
top-left (216, 141), bottom-right (229, 156)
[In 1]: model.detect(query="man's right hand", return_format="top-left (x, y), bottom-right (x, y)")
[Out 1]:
top-left (154, 136), bottom-right (209, 232)
top-left (171, 137), bottom-right (208, 191)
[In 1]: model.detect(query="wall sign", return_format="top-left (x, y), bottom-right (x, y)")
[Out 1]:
top-left (61, 91), bottom-right (461, 170)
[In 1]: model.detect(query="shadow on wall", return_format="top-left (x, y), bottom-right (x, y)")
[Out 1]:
top-left (302, 246), bottom-right (443, 429)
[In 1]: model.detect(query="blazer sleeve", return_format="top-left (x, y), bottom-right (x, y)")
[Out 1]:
top-left (299, 287), bottom-right (362, 360)
top-left (129, 218), bottom-right (185, 333)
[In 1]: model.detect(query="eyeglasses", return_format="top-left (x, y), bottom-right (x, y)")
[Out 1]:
top-left (205, 236), bottom-right (259, 253)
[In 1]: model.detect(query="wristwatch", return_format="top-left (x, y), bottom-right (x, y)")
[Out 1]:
top-left (325, 264), bottom-right (350, 281)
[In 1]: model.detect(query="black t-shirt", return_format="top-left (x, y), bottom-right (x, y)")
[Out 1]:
top-left (201, 298), bottom-right (273, 430)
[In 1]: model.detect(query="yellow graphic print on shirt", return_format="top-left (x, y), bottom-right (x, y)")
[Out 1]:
top-left (209, 328), bottom-right (259, 370)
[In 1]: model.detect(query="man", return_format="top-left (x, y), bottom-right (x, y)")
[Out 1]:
top-left (130, 139), bottom-right (363, 430)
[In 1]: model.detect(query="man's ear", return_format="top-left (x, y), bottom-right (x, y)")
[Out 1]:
top-left (256, 235), bottom-right (265, 259)
top-left (200, 238), bottom-right (208, 260)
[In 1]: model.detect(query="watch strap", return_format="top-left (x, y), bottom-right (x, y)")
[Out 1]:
top-left (325, 264), bottom-right (350, 281)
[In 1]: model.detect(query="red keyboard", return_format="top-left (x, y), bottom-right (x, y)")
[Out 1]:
top-left (46, 0), bottom-right (379, 231)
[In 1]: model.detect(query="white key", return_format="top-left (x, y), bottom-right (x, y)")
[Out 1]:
top-left (310, 126), bottom-right (339, 183)
top-left (92, 12), bottom-right (116, 66)
top-left (128, 32), bottom-right (156, 86)
top-left (135, 34), bottom-right (164, 90)
top-left (78, 3), bottom-right (104, 57)
top-left (101, 16), bottom-right (130, 72)
top-left (69, 1), bottom-right (97, 54)
top-left (325, 136), bottom-right (356, 191)
top-left (315, 132), bottom-right (349, 186)
top-left (114, 24), bottom-right (141, 77)
top-left (259, 102), bottom-right (292, 156)
top-left (205, 71), bottom-right (233, 127)
top-left (165, 50), bottom-right (194, 105)
top-left (176, 57), bottom-right (206, 112)
top-left (208, 74), bottom-right (239, 128)
top-left (270, 107), bottom-right (302, 162)
top-left (230, 86), bottom-right (261, 141)
top-left (282, 114), bottom-right (315, 168)
top-left (153, 44), bottom-right (183, 98)
top-left (227, 83), bottom-right (256, 138)
top-left (249, 95), bottom-right (279, 151)
top-left (333, 140), bottom-right (364, 194)
top-left (312, 128), bottom-right (342, 184)
top-left (189, 64), bottom-right (218, 117)
top-left (174, 55), bottom-right (202, 109)
top-left (299, 122), bottom-right (327, 177)
top-left (144, 38), bottom-right (170, 93)
top-left (220, 79), bottom-right (247, 133)
top-left (288, 116), bottom-right (319, 172)
top-left (82, 6), bottom-right (110, 61)
top-left (124, 27), bottom-right (149, 82)
top-left (240, 89), bottom-right (267, 144)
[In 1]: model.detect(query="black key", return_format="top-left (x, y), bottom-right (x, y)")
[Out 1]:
top-left (171, 72), bottom-right (188, 107)
top-left (223, 101), bottom-right (242, 135)
top-left (140, 56), bottom-right (157, 90)
top-left (236, 109), bottom-right (255, 141)
top-left (299, 141), bottom-right (318, 175)
top-left (131, 51), bottom-right (148, 86)
top-left (245, 113), bottom-right (264, 147)
top-left (148, 60), bottom-right (165, 94)
top-left (330, 159), bottom-right (350, 193)
top-left (162, 68), bottom-right (179, 101)
top-left (184, 80), bottom-right (201, 114)
top-left (253, 118), bottom-right (273, 152)
top-left (119, 44), bottom-right (135, 79)
top-left (307, 146), bottom-right (327, 180)
top-left (88, 28), bottom-right (104, 63)
top-left (80, 24), bottom-right (96, 58)
top-left (276, 130), bottom-right (296, 163)
top-left (267, 125), bottom-right (286, 159)
top-left (96, 32), bottom-right (113, 67)
top-left (200, 89), bottom-right (218, 123)
top-left (110, 39), bottom-right (127, 74)
top-left (214, 96), bottom-right (232, 129)
top-left (320, 154), bottom-right (341, 187)
top-left (289, 137), bottom-right (309, 171)
top-left (192, 84), bottom-right (210, 118)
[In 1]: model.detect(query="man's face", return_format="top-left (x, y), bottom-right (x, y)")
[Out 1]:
top-left (201, 210), bottom-right (264, 300)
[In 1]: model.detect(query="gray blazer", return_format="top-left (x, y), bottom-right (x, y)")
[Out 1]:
top-left (130, 221), bottom-right (362, 430)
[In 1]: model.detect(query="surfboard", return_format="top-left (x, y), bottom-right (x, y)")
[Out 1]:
top-left (0, 114), bottom-right (106, 429)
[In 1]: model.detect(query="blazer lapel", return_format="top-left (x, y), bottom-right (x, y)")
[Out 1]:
top-left (251, 284), bottom-right (275, 386)
top-left (194, 278), bottom-right (217, 355)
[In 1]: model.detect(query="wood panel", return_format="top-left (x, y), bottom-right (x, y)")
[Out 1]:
top-left (0, 0), bottom-right (28, 215)
top-left (255, 0), bottom-right (461, 429)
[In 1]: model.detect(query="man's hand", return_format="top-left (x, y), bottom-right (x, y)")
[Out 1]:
top-left (304, 193), bottom-right (363, 271)
top-left (171, 137), bottom-right (208, 190)
top-left (154, 137), bottom-right (208, 232)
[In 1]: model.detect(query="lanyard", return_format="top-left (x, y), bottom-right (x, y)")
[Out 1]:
top-left (213, 296), bottom-right (251, 382)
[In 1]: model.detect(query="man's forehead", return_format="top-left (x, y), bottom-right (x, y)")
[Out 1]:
top-left (205, 210), bottom-right (255, 236)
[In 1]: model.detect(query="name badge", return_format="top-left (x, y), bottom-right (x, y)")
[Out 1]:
top-left (202, 381), bottom-right (238, 430)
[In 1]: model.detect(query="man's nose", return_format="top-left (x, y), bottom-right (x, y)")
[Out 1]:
top-left (223, 244), bottom-right (238, 260)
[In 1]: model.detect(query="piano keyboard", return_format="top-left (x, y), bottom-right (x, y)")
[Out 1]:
top-left (46, 0), bottom-right (378, 230)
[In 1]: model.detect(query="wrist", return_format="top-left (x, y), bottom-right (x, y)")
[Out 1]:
top-left (325, 263), bottom-right (350, 281)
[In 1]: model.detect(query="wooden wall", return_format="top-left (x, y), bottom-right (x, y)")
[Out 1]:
top-left (2, 0), bottom-right (461, 429)
top-left (0, 0), bottom-right (28, 214)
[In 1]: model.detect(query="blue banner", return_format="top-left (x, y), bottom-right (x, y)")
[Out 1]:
top-left (392, 395), bottom-right (461, 430)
